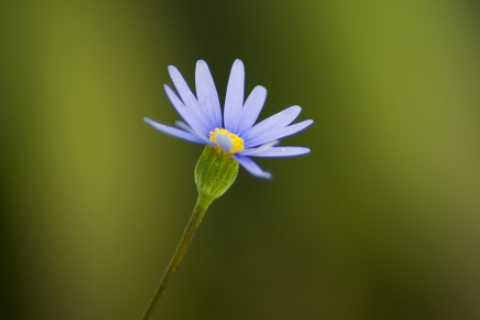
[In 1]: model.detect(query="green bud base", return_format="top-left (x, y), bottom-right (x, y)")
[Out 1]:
top-left (195, 146), bottom-right (239, 205)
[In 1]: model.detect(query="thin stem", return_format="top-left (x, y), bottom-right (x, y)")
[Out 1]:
top-left (141, 193), bottom-right (213, 320)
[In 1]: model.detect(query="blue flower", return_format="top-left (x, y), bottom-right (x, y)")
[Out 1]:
top-left (144, 59), bottom-right (313, 179)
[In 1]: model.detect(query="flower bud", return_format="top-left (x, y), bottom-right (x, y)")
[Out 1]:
top-left (195, 146), bottom-right (239, 203)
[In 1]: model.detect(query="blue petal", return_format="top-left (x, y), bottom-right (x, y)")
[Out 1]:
top-left (243, 146), bottom-right (310, 158)
top-left (195, 60), bottom-right (222, 129)
top-left (168, 66), bottom-right (209, 134)
top-left (236, 86), bottom-right (267, 136)
top-left (175, 121), bottom-right (215, 146)
top-left (237, 140), bottom-right (278, 156)
top-left (224, 59), bottom-right (245, 133)
top-left (233, 154), bottom-right (272, 179)
top-left (245, 119), bottom-right (313, 148)
top-left (164, 85), bottom-right (208, 137)
top-left (144, 118), bottom-right (205, 144)
top-left (243, 106), bottom-right (301, 142)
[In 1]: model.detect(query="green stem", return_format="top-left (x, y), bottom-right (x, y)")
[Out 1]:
top-left (141, 193), bottom-right (214, 320)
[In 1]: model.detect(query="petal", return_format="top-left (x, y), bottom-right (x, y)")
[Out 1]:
top-left (175, 121), bottom-right (215, 146)
top-left (245, 119), bottom-right (313, 148)
top-left (168, 66), bottom-right (209, 132)
top-left (224, 59), bottom-right (245, 133)
top-left (237, 140), bottom-right (279, 156)
top-left (236, 86), bottom-right (267, 136)
top-left (233, 154), bottom-right (272, 179)
top-left (195, 60), bottom-right (222, 129)
top-left (164, 85), bottom-right (208, 136)
top-left (245, 146), bottom-right (310, 158)
top-left (243, 106), bottom-right (302, 142)
top-left (144, 118), bottom-right (205, 144)
top-left (168, 65), bottom-right (199, 109)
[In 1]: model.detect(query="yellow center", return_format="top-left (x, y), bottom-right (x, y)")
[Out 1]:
top-left (209, 128), bottom-right (245, 154)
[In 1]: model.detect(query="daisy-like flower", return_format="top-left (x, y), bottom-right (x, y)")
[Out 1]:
top-left (144, 59), bottom-right (313, 179)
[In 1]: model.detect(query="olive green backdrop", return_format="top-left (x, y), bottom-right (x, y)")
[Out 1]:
top-left (1, 1), bottom-right (480, 319)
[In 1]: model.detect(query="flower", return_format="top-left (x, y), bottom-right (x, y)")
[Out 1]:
top-left (144, 59), bottom-right (313, 179)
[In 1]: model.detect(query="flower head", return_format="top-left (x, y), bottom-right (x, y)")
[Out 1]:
top-left (144, 59), bottom-right (313, 179)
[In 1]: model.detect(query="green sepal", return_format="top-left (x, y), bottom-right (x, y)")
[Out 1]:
top-left (195, 146), bottom-right (239, 205)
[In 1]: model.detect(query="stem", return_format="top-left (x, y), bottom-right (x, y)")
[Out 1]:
top-left (141, 193), bottom-right (214, 320)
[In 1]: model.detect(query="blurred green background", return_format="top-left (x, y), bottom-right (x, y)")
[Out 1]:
top-left (1, 1), bottom-right (480, 319)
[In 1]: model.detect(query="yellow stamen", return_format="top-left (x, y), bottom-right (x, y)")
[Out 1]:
top-left (209, 128), bottom-right (245, 154)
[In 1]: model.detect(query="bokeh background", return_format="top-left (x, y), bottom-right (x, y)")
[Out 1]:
top-left (1, 1), bottom-right (480, 319)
